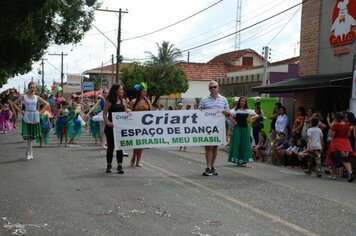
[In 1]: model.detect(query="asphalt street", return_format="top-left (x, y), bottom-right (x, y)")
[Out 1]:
top-left (0, 126), bottom-right (355, 236)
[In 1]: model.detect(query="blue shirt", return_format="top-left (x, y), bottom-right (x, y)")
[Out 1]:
top-left (99, 98), bottom-right (105, 111)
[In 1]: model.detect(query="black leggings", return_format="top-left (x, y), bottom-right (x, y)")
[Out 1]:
top-left (104, 126), bottom-right (123, 165)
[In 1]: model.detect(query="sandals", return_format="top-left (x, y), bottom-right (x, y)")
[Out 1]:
top-left (130, 158), bottom-right (135, 167)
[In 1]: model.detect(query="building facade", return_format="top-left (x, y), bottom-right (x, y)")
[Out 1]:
top-left (254, 0), bottom-right (354, 115)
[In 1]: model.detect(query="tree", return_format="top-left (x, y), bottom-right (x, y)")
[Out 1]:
top-left (121, 41), bottom-right (189, 104)
top-left (146, 41), bottom-right (183, 65)
top-left (0, 0), bottom-right (101, 88)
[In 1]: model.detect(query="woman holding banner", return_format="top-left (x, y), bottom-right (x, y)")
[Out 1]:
top-left (130, 82), bottom-right (152, 167)
top-left (103, 84), bottom-right (130, 174)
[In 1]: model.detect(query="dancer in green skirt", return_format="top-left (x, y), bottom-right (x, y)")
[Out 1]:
top-left (9, 81), bottom-right (49, 159)
top-left (228, 97), bottom-right (259, 167)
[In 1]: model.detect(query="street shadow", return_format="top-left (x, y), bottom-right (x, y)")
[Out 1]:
top-left (0, 141), bottom-right (24, 145)
top-left (65, 171), bottom-right (126, 180)
top-left (0, 158), bottom-right (27, 165)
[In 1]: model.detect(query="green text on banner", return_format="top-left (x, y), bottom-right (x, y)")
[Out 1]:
top-left (112, 109), bottom-right (226, 150)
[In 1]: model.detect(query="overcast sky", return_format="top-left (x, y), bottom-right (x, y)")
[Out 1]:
top-left (1, 0), bottom-right (302, 93)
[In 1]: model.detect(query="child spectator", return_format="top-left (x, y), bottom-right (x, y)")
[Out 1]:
top-left (271, 132), bottom-right (289, 165)
top-left (306, 117), bottom-right (324, 177)
top-left (253, 130), bottom-right (268, 162)
top-left (283, 137), bottom-right (299, 167)
top-left (296, 139), bottom-right (308, 169)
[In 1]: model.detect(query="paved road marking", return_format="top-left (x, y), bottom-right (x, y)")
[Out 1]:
top-left (144, 162), bottom-right (319, 236)
top-left (279, 170), bottom-right (305, 175)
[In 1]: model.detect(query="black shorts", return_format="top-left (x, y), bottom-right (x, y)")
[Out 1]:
top-left (331, 151), bottom-right (351, 168)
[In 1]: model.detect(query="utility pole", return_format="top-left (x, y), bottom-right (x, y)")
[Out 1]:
top-left (350, 55), bottom-right (356, 113)
top-left (96, 8), bottom-right (128, 84)
top-left (262, 46), bottom-right (270, 86)
top-left (40, 59), bottom-right (45, 95)
top-left (111, 54), bottom-right (115, 87)
top-left (261, 46), bottom-right (270, 98)
top-left (49, 52), bottom-right (68, 89)
top-left (100, 62), bottom-right (103, 92)
top-left (116, 8), bottom-right (123, 84)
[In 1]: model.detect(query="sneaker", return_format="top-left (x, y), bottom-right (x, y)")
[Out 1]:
top-left (202, 167), bottom-right (212, 176)
top-left (123, 153), bottom-right (129, 157)
top-left (328, 175), bottom-right (337, 180)
top-left (316, 171), bottom-right (322, 178)
top-left (211, 166), bottom-right (218, 176)
top-left (26, 155), bottom-right (33, 160)
top-left (347, 172), bottom-right (354, 183)
top-left (117, 165), bottom-right (124, 174)
top-left (304, 170), bottom-right (311, 175)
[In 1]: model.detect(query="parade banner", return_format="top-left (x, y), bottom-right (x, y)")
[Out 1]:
top-left (113, 109), bottom-right (226, 150)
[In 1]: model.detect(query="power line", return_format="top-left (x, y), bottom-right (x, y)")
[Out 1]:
top-left (176, 0), bottom-right (292, 50)
top-left (122, 0), bottom-right (223, 41)
top-left (46, 60), bottom-right (61, 73)
top-left (266, 7), bottom-right (301, 46)
top-left (180, 0), bottom-right (308, 53)
top-left (91, 23), bottom-right (117, 48)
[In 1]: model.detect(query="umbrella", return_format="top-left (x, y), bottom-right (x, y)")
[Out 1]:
top-left (52, 85), bottom-right (62, 91)
top-left (80, 90), bottom-right (101, 97)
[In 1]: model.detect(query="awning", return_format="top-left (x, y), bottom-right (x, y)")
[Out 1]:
top-left (252, 73), bottom-right (352, 93)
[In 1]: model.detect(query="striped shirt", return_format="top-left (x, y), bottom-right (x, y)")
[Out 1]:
top-left (199, 94), bottom-right (229, 110)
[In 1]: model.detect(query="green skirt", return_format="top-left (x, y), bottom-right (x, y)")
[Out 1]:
top-left (22, 120), bottom-right (42, 140)
top-left (228, 126), bottom-right (253, 164)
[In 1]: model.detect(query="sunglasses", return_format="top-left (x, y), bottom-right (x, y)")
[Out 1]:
top-left (209, 86), bottom-right (218, 89)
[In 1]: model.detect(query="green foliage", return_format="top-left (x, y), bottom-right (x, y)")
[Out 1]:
top-left (146, 41), bottom-right (183, 65)
top-left (121, 41), bottom-right (188, 104)
top-left (0, 0), bottom-right (101, 88)
top-left (121, 63), bottom-right (188, 103)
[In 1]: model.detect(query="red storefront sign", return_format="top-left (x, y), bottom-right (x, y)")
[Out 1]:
top-left (329, 0), bottom-right (356, 56)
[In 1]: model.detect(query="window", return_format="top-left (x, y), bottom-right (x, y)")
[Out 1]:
top-left (242, 57), bottom-right (253, 66)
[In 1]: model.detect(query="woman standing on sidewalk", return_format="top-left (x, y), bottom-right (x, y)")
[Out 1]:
top-left (327, 112), bottom-right (354, 182)
top-left (103, 84), bottom-right (130, 174)
top-left (9, 81), bottom-right (49, 159)
top-left (129, 82), bottom-right (152, 167)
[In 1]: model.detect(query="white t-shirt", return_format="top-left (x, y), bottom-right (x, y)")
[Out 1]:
top-left (230, 109), bottom-right (256, 117)
top-left (307, 126), bottom-right (323, 150)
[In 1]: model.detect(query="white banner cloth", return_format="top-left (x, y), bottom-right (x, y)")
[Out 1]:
top-left (113, 109), bottom-right (226, 150)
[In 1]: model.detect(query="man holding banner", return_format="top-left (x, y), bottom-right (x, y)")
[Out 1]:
top-left (199, 81), bottom-right (235, 176)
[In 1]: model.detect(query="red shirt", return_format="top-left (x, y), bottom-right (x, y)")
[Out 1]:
top-left (329, 122), bottom-right (353, 152)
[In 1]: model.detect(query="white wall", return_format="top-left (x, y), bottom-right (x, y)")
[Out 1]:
top-left (227, 64), bottom-right (289, 77)
top-left (182, 81), bottom-right (210, 100)
top-left (232, 52), bottom-right (265, 67)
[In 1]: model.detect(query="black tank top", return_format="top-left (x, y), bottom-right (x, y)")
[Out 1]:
top-left (108, 102), bottom-right (125, 122)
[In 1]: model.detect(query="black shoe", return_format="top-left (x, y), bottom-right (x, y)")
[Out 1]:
top-left (106, 164), bottom-right (112, 173)
top-left (117, 165), bottom-right (124, 174)
top-left (202, 167), bottom-right (212, 176)
top-left (347, 172), bottom-right (353, 182)
top-left (304, 170), bottom-right (311, 175)
top-left (211, 166), bottom-right (218, 176)
top-left (316, 171), bottom-right (322, 178)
